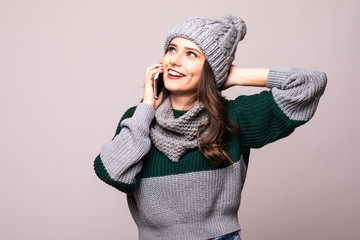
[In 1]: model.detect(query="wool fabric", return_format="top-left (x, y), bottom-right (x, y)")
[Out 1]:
top-left (94, 67), bottom-right (327, 240)
top-left (164, 14), bottom-right (247, 88)
top-left (149, 95), bottom-right (209, 162)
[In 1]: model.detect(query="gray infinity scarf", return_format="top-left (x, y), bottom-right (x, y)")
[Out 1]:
top-left (149, 96), bottom-right (209, 162)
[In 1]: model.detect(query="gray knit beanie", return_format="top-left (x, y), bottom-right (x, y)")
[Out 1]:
top-left (164, 14), bottom-right (247, 88)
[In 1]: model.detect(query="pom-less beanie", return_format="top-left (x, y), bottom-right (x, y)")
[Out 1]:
top-left (164, 14), bottom-right (247, 88)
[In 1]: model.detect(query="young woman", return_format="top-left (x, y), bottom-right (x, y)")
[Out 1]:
top-left (94, 15), bottom-right (327, 240)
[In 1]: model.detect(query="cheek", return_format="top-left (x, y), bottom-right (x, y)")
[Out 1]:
top-left (188, 71), bottom-right (202, 88)
top-left (162, 54), bottom-right (171, 65)
top-left (189, 64), bottom-right (203, 79)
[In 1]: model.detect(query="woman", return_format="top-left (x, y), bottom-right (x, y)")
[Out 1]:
top-left (94, 15), bottom-right (327, 240)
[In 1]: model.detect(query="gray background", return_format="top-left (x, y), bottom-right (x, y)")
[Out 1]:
top-left (1, 0), bottom-right (359, 239)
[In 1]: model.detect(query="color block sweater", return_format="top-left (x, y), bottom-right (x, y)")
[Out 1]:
top-left (94, 67), bottom-right (327, 240)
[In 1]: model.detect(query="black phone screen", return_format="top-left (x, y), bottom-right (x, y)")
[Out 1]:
top-left (154, 73), bottom-right (164, 99)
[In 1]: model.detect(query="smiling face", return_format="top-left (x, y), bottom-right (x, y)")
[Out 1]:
top-left (162, 37), bottom-right (206, 97)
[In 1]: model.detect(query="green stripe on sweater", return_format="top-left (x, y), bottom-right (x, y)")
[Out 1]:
top-left (140, 91), bottom-right (304, 179)
top-left (94, 155), bottom-right (140, 194)
top-left (99, 90), bottom-right (305, 180)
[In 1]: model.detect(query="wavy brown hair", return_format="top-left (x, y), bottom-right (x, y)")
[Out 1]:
top-left (133, 61), bottom-right (239, 166)
top-left (189, 60), bottom-right (240, 166)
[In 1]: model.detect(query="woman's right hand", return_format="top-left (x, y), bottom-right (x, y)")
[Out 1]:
top-left (142, 62), bottom-right (165, 110)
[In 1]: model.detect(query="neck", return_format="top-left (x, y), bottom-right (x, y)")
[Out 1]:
top-left (169, 93), bottom-right (196, 111)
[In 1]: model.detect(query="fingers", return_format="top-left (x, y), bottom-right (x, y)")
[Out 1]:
top-left (144, 59), bottom-right (164, 83)
top-left (144, 63), bottom-right (163, 84)
top-left (143, 62), bottom-right (164, 108)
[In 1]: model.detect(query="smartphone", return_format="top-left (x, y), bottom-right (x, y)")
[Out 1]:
top-left (153, 72), bottom-right (164, 99)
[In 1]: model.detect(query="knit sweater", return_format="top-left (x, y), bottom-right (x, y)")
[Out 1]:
top-left (94, 67), bottom-right (327, 240)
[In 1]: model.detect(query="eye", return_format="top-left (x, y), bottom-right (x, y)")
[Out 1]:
top-left (168, 46), bottom-right (176, 53)
top-left (187, 51), bottom-right (197, 58)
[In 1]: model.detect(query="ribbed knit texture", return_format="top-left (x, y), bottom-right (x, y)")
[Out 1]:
top-left (94, 103), bottom-right (154, 192)
top-left (266, 67), bottom-right (327, 121)
top-left (94, 67), bottom-right (327, 240)
top-left (164, 14), bottom-right (247, 88)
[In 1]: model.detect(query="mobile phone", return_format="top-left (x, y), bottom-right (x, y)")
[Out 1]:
top-left (153, 72), bottom-right (164, 99)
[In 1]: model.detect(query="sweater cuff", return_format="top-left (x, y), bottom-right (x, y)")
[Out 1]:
top-left (266, 67), bottom-right (293, 89)
top-left (130, 103), bottom-right (155, 128)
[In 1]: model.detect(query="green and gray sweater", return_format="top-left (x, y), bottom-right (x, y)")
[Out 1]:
top-left (94, 67), bottom-right (327, 240)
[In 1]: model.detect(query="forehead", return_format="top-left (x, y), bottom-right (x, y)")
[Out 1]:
top-left (170, 37), bottom-right (201, 51)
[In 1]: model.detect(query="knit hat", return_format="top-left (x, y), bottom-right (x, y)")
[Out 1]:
top-left (164, 14), bottom-right (247, 88)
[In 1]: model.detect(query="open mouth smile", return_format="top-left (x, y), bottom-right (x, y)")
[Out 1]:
top-left (168, 69), bottom-right (186, 78)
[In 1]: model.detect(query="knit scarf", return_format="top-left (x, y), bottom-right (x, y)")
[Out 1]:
top-left (149, 96), bottom-right (209, 163)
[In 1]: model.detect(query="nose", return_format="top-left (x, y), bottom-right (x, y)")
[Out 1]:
top-left (170, 52), bottom-right (182, 66)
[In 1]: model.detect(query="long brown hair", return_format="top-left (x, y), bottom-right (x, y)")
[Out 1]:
top-left (133, 61), bottom-right (239, 166)
top-left (190, 60), bottom-right (240, 166)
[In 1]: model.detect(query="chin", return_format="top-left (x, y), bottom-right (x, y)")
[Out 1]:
top-left (164, 78), bottom-right (197, 95)
top-left (164, 86), bottom-right (181, 94)
top-left (164, 81), bottom-right (182, 93)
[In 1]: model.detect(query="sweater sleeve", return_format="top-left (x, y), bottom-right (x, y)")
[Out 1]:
top-left (93, 103), bottom-right (155, 194)
top-left (227, 67), bottom-right (327, 150)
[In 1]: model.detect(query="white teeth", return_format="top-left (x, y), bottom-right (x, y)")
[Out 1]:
top-left (169, 70), bottom-right (184, 77)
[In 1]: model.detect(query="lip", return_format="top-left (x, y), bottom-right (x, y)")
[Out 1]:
top-left (167, 72), bottom-right (184, 80)
top-left (168, 68), bottom-right (186, 76)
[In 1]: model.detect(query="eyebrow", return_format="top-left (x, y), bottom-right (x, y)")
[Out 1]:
top-left (169, 43), bottom-right (204, 56)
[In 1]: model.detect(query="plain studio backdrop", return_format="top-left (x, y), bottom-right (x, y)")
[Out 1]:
top-left (1, 0), bottom-right (359, 239)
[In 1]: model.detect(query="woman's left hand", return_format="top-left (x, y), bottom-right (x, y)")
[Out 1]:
top-left (221, 65), bottom-right (239, 90)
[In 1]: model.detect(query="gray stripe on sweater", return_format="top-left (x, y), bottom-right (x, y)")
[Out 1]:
top-left (127, 158), bottom-right (247, 240)
top-left (100, 103), bottom-right (155, 184)
top-left (266, 67), bottom-right (327, 121)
